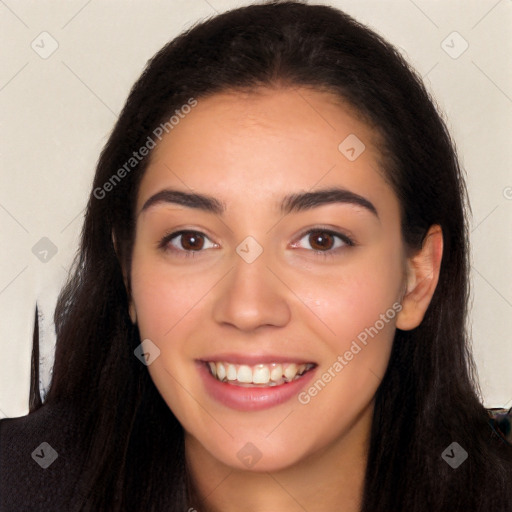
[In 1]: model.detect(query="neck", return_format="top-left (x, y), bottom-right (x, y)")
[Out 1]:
top-left (185, 403), bottom-right (372, 512)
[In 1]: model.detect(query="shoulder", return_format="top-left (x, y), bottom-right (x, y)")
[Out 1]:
top-left (0, 401), bottom-right (85, 511)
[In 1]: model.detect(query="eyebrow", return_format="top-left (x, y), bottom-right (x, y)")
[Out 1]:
top-left (140, 187), bottom-right (379, 218)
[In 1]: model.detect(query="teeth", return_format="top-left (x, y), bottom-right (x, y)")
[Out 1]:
top-left (216, 362), bottom-right (226, 381)
top-left (226, 363), bottom-right (237, 381)
top-left (284, 363), bottom-right (298, 381)
top-left (270, 364), bottom-right (282, 382)
top-left (207, 361), bottom-right (313, 386)
top-left (253, 365), bottom-right (270, 384)
top-left (237, 365), bottom-right (253, 383)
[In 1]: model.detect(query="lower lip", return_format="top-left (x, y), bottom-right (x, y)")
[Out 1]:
top-left (197, 362), bottom-right (317, 411)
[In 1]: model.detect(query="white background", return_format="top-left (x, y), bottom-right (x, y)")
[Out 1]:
top-left (0, 0), bottom-right (511, 418)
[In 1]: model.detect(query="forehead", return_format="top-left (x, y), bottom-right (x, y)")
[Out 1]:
top-left (136, 87), bottom-right (394, 216)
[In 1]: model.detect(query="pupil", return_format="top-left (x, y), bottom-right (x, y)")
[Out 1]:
top-left (183, 233), bottom-right (203, 250)
top-left (310, 231), bottom-right (333, 251)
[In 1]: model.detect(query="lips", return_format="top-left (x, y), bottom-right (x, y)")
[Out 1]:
top-left (196, 355), bottom-right (318, 411)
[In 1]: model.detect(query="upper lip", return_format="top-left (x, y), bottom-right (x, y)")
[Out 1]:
top-left (198, 353), bottom-right (317, 365)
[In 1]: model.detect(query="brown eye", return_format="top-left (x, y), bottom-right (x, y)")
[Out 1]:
top-left (292, 228), bottom-right (354, 258)
top-left (161, 230), bottom-right (216, 255)
top-left (179, 232), bottom-right (205, 251)
top-left (308, 231), bottom-right (335, 251)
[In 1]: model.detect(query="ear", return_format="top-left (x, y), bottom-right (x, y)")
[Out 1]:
top-left (396, 225), bottom-right (443, 331)
top-left (112, 230), bottom-right (137, 324)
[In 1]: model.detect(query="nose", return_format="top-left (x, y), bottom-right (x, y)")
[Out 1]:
top-left (212, 248), bottom-right (291, 332)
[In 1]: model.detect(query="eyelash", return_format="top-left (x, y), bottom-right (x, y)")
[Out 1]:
top-left (158, 227), bottom-right (355, 259)
top-left (296, 228), bottom-right (355, 258)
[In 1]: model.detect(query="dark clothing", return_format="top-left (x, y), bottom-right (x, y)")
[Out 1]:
top-left (1, 402), bottom-right (511, 511)
top-left (0, 403), bottom-right (84, 512)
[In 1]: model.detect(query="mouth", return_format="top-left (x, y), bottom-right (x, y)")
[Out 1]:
top-left (204, 361), bottom-right (317, 387)
top-left (196, 354), bottom-right (319, 411)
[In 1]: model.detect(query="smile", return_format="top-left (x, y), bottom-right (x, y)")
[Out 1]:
top-left (206, 361), bottom-right (316, 387)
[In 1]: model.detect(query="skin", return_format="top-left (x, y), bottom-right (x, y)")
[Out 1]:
top-left (124, 87), bottom-right (443, 512)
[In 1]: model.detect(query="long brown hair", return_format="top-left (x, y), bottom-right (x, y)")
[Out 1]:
top-left (37, 1), bottom-right (512, 510)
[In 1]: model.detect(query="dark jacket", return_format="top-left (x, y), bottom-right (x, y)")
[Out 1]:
top-left (0, 403), bottom-right (84, 512)
top-left (1, 402), bottom-right (511, 511)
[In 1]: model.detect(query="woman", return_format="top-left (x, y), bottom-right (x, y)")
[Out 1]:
top-left (1, 1), bottom-right (511, 511)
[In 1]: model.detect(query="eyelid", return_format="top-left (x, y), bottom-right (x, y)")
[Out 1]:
top-left (158, 229), bottom-right (217, 255)
top-left (290, 227), bottom-right (355, 253)
top-left (159, 226), bottom-right (356, 257)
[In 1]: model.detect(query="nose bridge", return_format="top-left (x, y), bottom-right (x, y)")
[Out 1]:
top-left (233, 237), bottom-right (272, 287)
top-left (212, 236), bottom-right (291, 330)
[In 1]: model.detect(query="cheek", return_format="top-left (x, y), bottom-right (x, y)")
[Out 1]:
top-left (296, 277), bottom-right (399, 429)
top-left (296, 245), bottom-right (404, 410)
top-left (129, 249), bottom-right (213, 340)
top-left (303, 246), bottom-right (404, 346)
top-left (129, 250), bottom-right (210, 426)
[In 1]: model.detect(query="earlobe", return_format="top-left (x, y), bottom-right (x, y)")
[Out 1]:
top-left (396, 225), bottom-right (443, 331)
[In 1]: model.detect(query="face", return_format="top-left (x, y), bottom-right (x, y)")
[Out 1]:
top-left (128, 87), bottom-right (409, 472)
